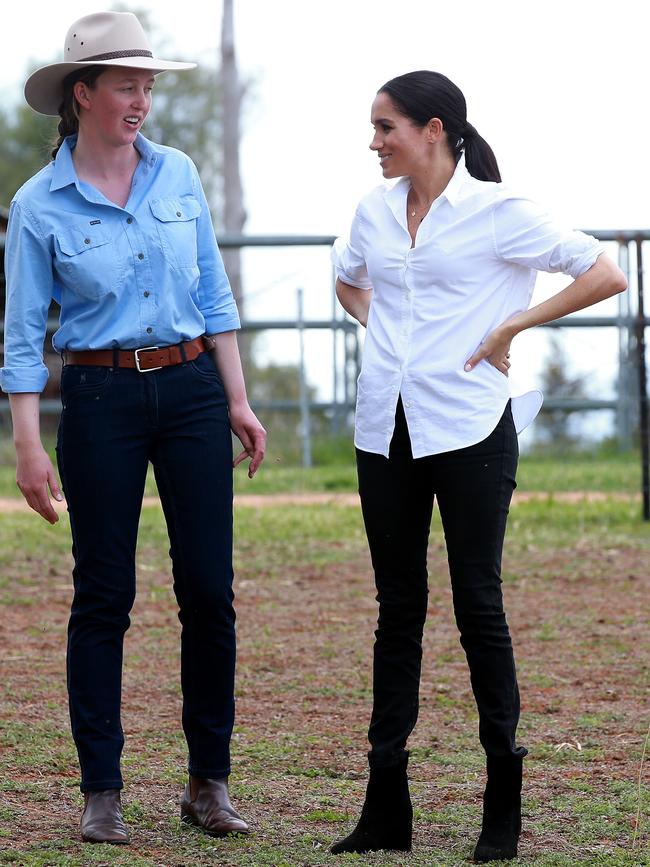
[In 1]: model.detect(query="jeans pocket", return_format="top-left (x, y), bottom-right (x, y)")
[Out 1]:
top-left (61, 366), bottom-right (114, 408)
top-left (189, 354), bottom-right (224, 387)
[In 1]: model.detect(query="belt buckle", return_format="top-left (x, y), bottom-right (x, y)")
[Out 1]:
top-left (134, 345), bottom-right (162, 373)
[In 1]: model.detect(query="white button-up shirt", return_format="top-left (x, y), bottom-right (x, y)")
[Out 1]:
top-left (332, 160), bottom-right (603, 458)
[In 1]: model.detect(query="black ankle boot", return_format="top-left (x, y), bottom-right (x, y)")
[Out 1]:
top-left (473, 753), bottom-right (524, 863)
top-left (330, 754), bottom-right (412, 855)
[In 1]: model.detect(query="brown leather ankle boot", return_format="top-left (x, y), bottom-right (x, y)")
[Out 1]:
top-left (180, 776), bottom-right (250, 837)
top-left (80, 790), bottom-right (130, 844)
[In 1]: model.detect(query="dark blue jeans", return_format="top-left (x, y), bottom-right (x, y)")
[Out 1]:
top-left (56, 352), bottom-right (236, 792)
top-left (356, 399), bottom-right (526, 768)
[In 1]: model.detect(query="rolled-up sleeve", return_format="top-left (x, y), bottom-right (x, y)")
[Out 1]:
top-left (1, 202), bottom-right (53, 393)
top-left (493, 196), bottom-right (604, 279)
top-left (332, 209), bottom-right (372, 289)
top-left (191, 166), bottom-right (241, 334)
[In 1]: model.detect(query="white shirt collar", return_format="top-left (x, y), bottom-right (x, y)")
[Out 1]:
top-left (382, 158), bottom-right (471, 230)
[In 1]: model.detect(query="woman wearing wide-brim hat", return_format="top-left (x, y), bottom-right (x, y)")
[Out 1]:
top-left (1, 11), bottom-right (265, 845)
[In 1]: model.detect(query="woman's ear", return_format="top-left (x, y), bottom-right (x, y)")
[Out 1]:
top-left (426, 117), bottom-right (444, 143)
top-left (73, 81), bottom-right (91, 110)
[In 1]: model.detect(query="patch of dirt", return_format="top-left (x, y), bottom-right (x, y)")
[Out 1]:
top-left (0, 502), bottom-right (648, 864)
top-left (0, 489), bottom-right (639, 515)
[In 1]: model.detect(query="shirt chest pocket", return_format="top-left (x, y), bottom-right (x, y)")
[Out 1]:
top-left (55, 223), bottom-right (124, 300)
top-left (149, 196), bottom-right (201, 269)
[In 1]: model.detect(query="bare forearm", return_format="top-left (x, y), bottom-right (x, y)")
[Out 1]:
top-left (207, 331), bottom-right (249, 407)
top-left (336, 278), bottom-right (373, 327)
top-left (503, 255), bottom-right (627, 340)
top-left (205, 330), bottom-right (266, 476)
top-left (464, 254), bottom-right (627, 373)
top-left (9, 393), bottom-right (43, 449)
top-left (8, 393), bottom-right (62, 522)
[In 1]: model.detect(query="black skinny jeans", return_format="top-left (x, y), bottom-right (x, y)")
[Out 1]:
top-left (356, 399), bottom-right (526, 768)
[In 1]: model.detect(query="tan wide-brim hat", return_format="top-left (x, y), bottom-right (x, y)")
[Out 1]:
top-left (25, 11), bottom-right (196, 116)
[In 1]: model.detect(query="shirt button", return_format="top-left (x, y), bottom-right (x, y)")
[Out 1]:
top-left (138, 253), bottom-right (144, 260)
top-left (84, 238), bottom-right (91, 245)
top-left (176, 211), bottom-right (182, 217)
top-left (146, 327), bottom-right (153, 334)
top-left (143, 291), bottom-right (150, 298)
top-left (126, 217), bottom-right (133, 224)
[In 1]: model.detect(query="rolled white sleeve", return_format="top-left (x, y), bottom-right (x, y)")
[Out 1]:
top-left (331, 209), bottom-right (372, 289)
top-left (493, 196), bottom-right (604, 279)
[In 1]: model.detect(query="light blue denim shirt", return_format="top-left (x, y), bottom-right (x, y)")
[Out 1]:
top-left (1, 133), bottom-right (240, 393)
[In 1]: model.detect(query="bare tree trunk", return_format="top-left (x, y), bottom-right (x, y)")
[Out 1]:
top-left (221, 0), bottom-right (246, 340)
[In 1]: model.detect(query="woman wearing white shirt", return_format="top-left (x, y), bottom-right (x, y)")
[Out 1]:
top-left (330, 70), bottom-right (626, 862)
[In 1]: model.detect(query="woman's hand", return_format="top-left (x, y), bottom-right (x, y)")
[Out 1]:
top-left (206, 332), bottom-right (266, 477)
top-left (464, 323), bottom-right (514, 377)
top-left (15, 443), bottom-right (63, 524)
top-left (9, 393), bottom-right (63, 524)
top-left (464, 255), bottom-right (627, 377)
top-left (229, 402), bottom-right (267, 478)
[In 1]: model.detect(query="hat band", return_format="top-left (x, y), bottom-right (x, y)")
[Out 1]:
top-left (77, 48), bottom-right (154, 62)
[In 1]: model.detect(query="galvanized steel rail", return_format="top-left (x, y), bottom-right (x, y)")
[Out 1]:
top-left (0, 229), bottom-right (648, 517)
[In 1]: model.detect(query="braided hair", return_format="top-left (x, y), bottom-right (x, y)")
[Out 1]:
top-left (51, 66), bottom-right (104, 160)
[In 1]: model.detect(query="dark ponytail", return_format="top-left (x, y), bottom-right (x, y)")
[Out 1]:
top-left (51, 66), bottom-right (104, 160)
top-left (378, 71), bottom-right (501, 183)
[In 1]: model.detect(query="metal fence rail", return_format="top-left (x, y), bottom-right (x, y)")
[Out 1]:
top-left (0, 229), bottom-right (648, 516)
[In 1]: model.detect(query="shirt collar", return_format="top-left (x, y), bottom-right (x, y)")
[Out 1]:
top-left (133, 133), bottom-right (157, 167)
top-left (442, 156), bottom-right (471, 206)
top-left (49, 132), bottom-right (158, 193)
top-left (383, 157), bottom-right (471, 229)
top-left (49, 136), bottom-right (78, 192)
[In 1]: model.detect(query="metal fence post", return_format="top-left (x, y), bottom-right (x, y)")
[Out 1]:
top-left (296, 287), bottom-right (312, 468)
top-left (616, 240), bottom-right (633, 450)
top-left (331, 265), bottom-right (341, 434)
top-left (635, 237), bottom-right (649, 520)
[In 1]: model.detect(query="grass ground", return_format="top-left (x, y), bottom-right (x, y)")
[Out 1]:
top-left (0, 446), bottom-right (644, 498)
top-left (0, 454), bottom-right (648, 866)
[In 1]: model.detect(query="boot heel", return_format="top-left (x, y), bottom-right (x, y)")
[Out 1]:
top-left (473, 754), bottom-right (523, 863)
top-left (330, 754), bottom-right (412, 855)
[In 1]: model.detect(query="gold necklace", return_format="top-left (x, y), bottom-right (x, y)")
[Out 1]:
top-left (408, 189), bottom-right (416, 218)
top-left (409, 189), bottom-right (428, 222)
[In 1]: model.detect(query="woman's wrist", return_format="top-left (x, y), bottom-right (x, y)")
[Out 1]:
top-left (14, 440), bottom-right (45, 454)
top-left (499, 316), bottom-right (523, 342)
top-left (227, 396), bottom-right (252, 414)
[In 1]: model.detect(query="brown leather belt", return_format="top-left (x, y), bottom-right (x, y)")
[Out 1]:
top-left (63, 336), bottom-right (207, 372)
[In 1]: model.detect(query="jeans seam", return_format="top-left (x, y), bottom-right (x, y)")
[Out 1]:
top-left (496, 409), bottom-right (519, 739)
top-left (154, 459), bottom-right (198, 766)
